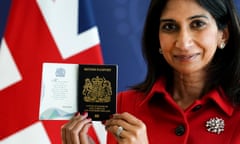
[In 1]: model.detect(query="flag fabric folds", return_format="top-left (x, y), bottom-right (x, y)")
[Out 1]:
top-left (0, 0), bottom-right (103, 143)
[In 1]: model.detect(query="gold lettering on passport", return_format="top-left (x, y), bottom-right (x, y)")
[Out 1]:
top-left (85, 105), bottom-right (110, 112)
top-left (94, 114), bottom-right (100, 118)
top-left (83, 67), bottom-right (112, 72)
top-left (82, 76), bottom-right (112, 103)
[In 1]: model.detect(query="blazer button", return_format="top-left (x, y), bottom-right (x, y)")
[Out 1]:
top-left (192, 105), bottom-right (202, 112)
top-left (175, 125), bottom-right (185, 136)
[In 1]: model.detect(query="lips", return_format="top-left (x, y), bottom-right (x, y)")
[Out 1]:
top-left (174, 53), bottom-right (200, 61)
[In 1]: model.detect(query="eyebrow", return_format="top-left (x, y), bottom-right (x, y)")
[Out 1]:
top-left (160, 14), bottom-right (209, 23)
top-left (189, 15), bottom-right (209, 20)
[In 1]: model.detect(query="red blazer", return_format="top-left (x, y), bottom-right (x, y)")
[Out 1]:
top-left (107, 78), bottom-right (240, 144)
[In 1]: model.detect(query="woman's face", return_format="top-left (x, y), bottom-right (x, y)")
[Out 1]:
top-left (159, 0), bottom-right (226, 75)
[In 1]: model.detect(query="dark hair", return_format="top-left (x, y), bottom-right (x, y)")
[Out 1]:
top-left (133, 0), bottom-right (240, 105)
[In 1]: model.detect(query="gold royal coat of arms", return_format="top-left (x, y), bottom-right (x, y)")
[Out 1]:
top-left (82, 76), bottom-right (112, 103)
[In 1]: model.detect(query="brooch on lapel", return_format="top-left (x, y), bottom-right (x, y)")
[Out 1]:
top-left (205, 117), bottom-right (224, 134)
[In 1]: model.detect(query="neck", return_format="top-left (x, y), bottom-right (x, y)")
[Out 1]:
top-left (171, 71), bottom-right (206, 110)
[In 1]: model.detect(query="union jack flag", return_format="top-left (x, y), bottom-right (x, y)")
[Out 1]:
top-left (0, 0), bottom-right (104, 143)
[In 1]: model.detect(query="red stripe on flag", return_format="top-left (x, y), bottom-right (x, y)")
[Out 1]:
top-left (0, 0), bottom-right (102, 143)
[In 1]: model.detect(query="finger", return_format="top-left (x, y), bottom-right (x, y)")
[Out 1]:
top-left (105, 118), bottom-right (133, 133)
top-left (80, 119), bottom-right (92, 135)
top-left (68, 113), bottom-right (88, 144)
top-left (113, 112), bottom-right (143, 126)
top-left (109, 125), bottom-right (121, 138)
top-left (69, 112), bottom-right (87, 125)
top-left (105, 112), bottom-right (141, 131)
top-left (61, 112), bottom-right (88, 144)
top-left (71, 118), bottom-right (92, 144)
top-left (79, 122), bottom-right (92, 143)
top-left (62, 122), bottom-right (74, 144)
top-left (106, 120), bottom-right (148, 144)
top-left (62, 112), bottom-right (85, 131)
top-left (61, 124), bottom-right (67, 144)
top-left (106, 113), bottom-right (147, 141)
top-left (68, 113), bottom-right (88, 130)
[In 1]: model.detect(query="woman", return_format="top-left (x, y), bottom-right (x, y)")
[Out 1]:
top-left (61, 0), bottom-right (240, 143)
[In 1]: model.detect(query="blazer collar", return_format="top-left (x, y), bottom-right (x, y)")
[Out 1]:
top-left (139, 77), bottom-right (234, 116)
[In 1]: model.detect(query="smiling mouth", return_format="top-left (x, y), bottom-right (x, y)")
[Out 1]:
top-left (174, 53), bottom-right (200, 61)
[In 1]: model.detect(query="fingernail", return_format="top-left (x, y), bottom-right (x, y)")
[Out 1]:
top-left (82, 111), bottom-right (88, 116)
top-left (105, 125), bottom-right (109, 130)
top-left (75, 112), bottom-right (80, 116)
top-left (101, 120), bottom-right (106, 124)
top-left (87, 118), bottom-right (92, 122)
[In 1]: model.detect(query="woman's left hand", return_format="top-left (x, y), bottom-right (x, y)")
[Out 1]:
top-left (104, 112), bottom-right (149, 144)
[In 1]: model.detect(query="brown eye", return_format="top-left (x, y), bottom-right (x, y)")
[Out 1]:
top-left (161, 23), bottom-right (179, 32)
top-left (191, 20), bottom-right (206, 29)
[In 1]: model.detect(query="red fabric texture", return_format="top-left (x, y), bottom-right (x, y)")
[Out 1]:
top-left (107, 77), bottom-right (240, 144)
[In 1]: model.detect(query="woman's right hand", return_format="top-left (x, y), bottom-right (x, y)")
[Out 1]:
top-left (61, 112), bottom-right (95, 144)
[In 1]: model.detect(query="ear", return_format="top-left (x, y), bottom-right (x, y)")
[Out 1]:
top-left (217, 27), bottom-right (229, 49)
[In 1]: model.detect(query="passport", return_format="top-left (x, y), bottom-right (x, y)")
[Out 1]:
top-left (39, 63), bottom-right (117, 120)
top-left (77, 64), bottom-right (118, 121)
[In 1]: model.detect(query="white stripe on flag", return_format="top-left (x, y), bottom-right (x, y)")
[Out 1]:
top-left (37, 0), bottom-right (100, 59)
top-left (0, 122), bottom-right (51, 144)
top-left (0, 38), bottom-right (22, 90)
top-left (93, 121), bottom-right (107, 144)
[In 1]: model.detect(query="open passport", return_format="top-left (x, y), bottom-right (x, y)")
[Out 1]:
top-left (39, 62), bottom-right (118, 121)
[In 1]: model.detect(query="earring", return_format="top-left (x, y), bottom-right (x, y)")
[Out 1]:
top-left (159, 48), bottom-right (163, 54)
top-left (219, 43), bottom-right (225, 49)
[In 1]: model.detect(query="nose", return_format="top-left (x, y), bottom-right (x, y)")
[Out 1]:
top-left (175, 28), bottom-right (193, 50)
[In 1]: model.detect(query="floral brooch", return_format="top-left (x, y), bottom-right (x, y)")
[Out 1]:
top-left (205, 117), bottom-right (225, 134)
